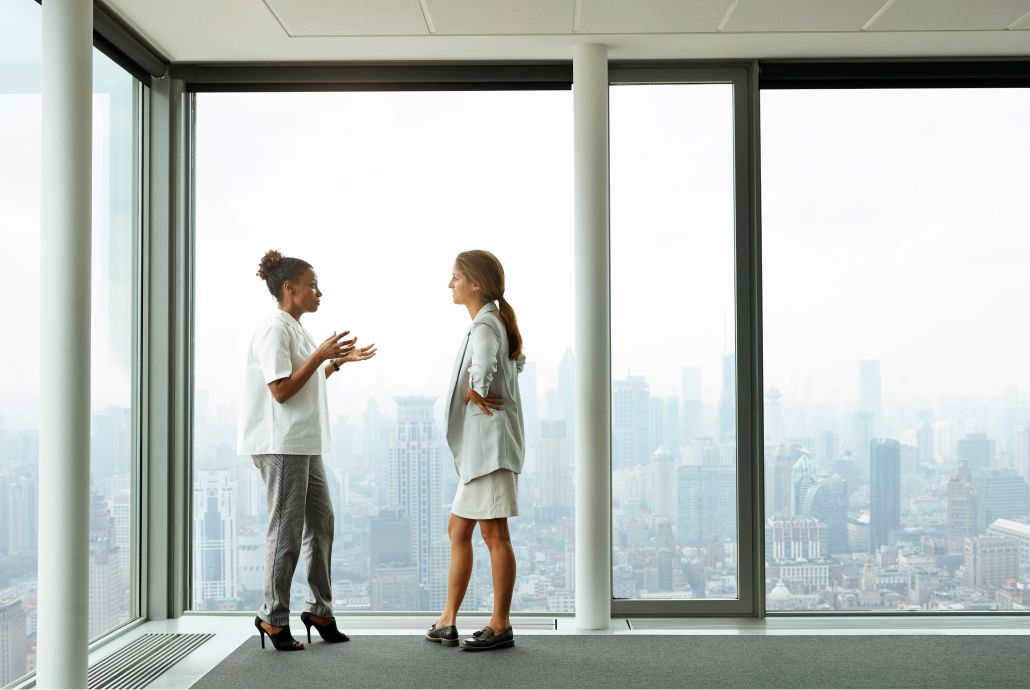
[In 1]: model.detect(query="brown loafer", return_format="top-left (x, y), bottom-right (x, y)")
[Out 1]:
top-left (460, 625), bottom-right (514, 651)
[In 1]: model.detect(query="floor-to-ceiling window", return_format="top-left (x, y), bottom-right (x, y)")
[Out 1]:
top-left (0, 1), bottom-right (142, 684)
top-left (610, 82), bottom-right (740, 603)
top-left (761, 87), bottom-right (1030, 611)
top-left (191, 89), bottom-right (573, 613)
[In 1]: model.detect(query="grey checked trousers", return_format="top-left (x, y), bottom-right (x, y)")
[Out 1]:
top-left (252, 454), bottom-right (335, 626)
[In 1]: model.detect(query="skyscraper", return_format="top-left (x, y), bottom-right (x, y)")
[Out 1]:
top-left (869, 439), bottom-right (901, 552)
top-left (89, 491), bottom-right (124, 639)
top-left (790, 452), bottom-right (816, 517)
top-left (0, 599), bottom-right (27, 686)
top-left (817, 430), bottom-right (838, 471)
top-left (387, 397), bottom-right (445, 609)
top-left (680, 366), bottom-right (703, 441)
top-left (947, 463), bottom-right (979, 554)
top-left (557, 348), bottom-right (576, 436)
top-left (972, 468), bottom-right (1029, 528)
top-left (1017, 424), bottom-right (1030, 485)
top-left (963, 536), bottom-right (1019, 590)
top-left (718, 354), bottom-right (736, 443)
top-left (851, 411), bottom-right (873, 482)
top-left (801, 475), bottom-right (849, 555)
top-left (857, 359), bottom-right (881, 436)
top-left (521, 360), bottom-right (539, 451)
top-left (957, 433), bottom-right (995, 473)
top-left (649, 446), bottom-right (676, 523)
top-left (676, 465), bottom-right (735, 546)
top-left (612, 375), bottom-right (650, 470)
top-left (764, 387), bottom-right (784, 449)
top-left (192, 469), bottom-right (239, 605)
top-left (539, 420), bottom-right (571, 519)
top-left (768, 445), bottom-right (794, 518)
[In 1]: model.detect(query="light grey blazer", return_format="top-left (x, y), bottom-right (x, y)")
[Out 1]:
top-left (444, 302), bottom-right (526, 484)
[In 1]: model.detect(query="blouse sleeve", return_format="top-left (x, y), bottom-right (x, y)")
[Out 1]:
top-left (255, 323), bottom-right (294, 384)
top-left (467, 321), bottom-right (501, 397)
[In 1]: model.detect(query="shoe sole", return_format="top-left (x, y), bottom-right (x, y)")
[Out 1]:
top-left (461, 639), bottom-right (515, 651)
top-left (425, 635), bottom-right (459, 647)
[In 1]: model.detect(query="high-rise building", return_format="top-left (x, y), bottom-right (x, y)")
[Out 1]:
top-left (973, 468), bottom-right (1029, 528)
top-left (916, 411), bottom-right (934, 466)
top-left (987, 519), bottom-right (1030, 569)
top-left (89, 491), bottom-right (124, 639)
top-left (957, 433), bottom-right (995, 473)
top-left (869, 439), bottom-right (901, 552)
top-left (963, 536), bottom-right (1019, 590)
top-left (539, 420), bottom-right (571, 519)
top-left (364, 398), bottom-right (395, 506)
top-left (1016, 424), bottom-right (1030, 485)
top-left (947, 463), bottom-right (979, 554)
top-left (649, 446), bottom-right (676, 523)
top-left (387, 397), bottom-right (445, 609)
top-left (0, 599), bottom-right (27, 686)
top-left (851, 412), bottom-right (873, 482)
top-left (801, 475), bottom-right (849, 555)
top-left (680, 367), bottom-right (703, 441)
top-left (790, 452), bottom-right (816, 517)
top-left (111, 492), bottom-right (131, 572)
top-left (718, 354), bottom-right (736, 443)
top-left (612, 375), bottom-right (650, 469)
top-left (370, 563), bottom-right (420, 610)
top-left (192, 469), bottom-right (239, 605)
top-left (0, 470), bottom-right (37, 556)
top-left (370, 510), bottom-right (411, 568)
top-left (676, 465), bottom-right (735, 546)
top-left (817, 430), bottom-right (838, 471)
top-left (768, 445), bottom-right (793, 518)
top-left (557, 348), bottom-right (576, 435)
top-left (683, 437), bottom-right (721, 467)
top-left (857, 359), bottom-right (881, 436)
top-left (765, 516), bottom-right (827, 562)
top-left (764, 387), bottom-right (784, 449)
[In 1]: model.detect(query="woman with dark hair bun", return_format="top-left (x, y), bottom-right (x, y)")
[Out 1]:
top-left (425, 249), bottom-right (526, 652)
top-left (238, 249), bottom-right (377, 651)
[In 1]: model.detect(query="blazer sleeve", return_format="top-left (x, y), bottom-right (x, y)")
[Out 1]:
top-left (467, 321), bottom-right (501, 397)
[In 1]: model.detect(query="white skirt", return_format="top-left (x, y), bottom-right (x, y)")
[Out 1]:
top-left (451, 469), bottom-right (519, 520)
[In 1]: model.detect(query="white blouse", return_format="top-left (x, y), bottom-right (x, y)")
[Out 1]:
top-left (237, 310), bottom-right (331, 456)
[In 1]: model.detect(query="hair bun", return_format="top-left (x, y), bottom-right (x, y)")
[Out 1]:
top-left (256, 249), bottom-right (284, 280)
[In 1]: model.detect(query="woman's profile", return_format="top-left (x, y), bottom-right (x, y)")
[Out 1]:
top-left (426, 249), bottom-right (526, 652)
top-left (237, 249), bottom-right (376, 651)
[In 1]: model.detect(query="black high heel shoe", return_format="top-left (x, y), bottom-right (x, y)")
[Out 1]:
top-left (254, 616), bottom-right (303, 651)
top-left (300, 612), bottom-right (350, 643)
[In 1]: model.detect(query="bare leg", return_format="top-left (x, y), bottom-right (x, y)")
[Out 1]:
top-left (479, 518), bottom-right (516, 632)
top-left (437, 514), bottom-right (476, 627)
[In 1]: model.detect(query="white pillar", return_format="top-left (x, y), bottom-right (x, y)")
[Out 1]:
top-left (38, 1), bottom-right (92, 687)
top-left (573, 43), bottom-right (611, 631)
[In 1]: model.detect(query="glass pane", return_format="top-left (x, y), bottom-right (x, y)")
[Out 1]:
top-left (762, 88), bottom-right (1030, 611)
top-left (192, 91), bottom-right (572, 613)
top-left (0, 2), bottom-right (139, 680)
top-left (610, 83), bottom-right (738, 600)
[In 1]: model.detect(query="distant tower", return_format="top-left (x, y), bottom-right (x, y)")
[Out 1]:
top-left (869, 439), bottom-right (901, 552)
top-left (680, 367), bottom-right (703, 441)
top-left (718, 354), bottom-right (736, 443)
top-left (649, 447), bottom-right (677, 523)
top-left (612, 374), bottom-right (650, 470)
top-left (192, 470), bottom-right (238, 606)
top-left (539, 420), bottom-right (571, 520)
top-left (764, 387), bottom-right (784, 450)
top-left (1017, 424), bottom-right (1030, 485)
top-left (790, 452), bottom-right (817, 517)
top-left (769, 445), bottom-right (794, 518)
top-left (946, 462), bottom-right (979, 554)
top-left (388, 397), bottom-right (445, 609)
top-left (857, 359), bottom-right (882, 435)
top-left (802, 475), bottom-right (849, 555)
top-left (957, 432), bottom-right (995, 473)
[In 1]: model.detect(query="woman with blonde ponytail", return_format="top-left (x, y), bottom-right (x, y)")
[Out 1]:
top-left (425, 250), bottom-right (526, 652)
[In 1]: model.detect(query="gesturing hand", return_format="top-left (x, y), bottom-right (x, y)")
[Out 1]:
top-left (339, 343), bottom-right (377, 364)
top-left (315, 331), bottom-right (356, 363)
top-left (464, 388), bottom-right (503, 416)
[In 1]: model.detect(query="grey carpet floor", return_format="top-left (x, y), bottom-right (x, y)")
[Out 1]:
top-left (191, 634), bottom-right (1029, 688)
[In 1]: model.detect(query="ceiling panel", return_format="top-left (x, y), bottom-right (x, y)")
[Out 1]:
top-left (426, 0), bottom-right (574, 34)
top-left (867, 0), bottom-right (1030, 31)
top-left (266, 0), bottom-right (429, 36)
top-left (722, 0), bottom-right (887, 33)
top-left (578, 0), bottom-right (734, 33)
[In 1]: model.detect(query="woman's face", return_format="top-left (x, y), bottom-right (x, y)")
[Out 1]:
top-left (284, 268), bottom-right (322, 313)
top-left (449, 265), bottom-right (477, 305)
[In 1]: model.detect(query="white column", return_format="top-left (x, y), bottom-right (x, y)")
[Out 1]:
top-left (38, 1), bottom-right (92, 687)
top-left (573, 43), bottom-right (611, 631)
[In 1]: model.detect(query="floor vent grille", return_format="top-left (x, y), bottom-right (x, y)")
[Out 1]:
top-left (87, 632), bottom-right (213, 689)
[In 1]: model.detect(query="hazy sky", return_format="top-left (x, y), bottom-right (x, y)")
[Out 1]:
top-left (4, 51), bottom-right (1030, 429)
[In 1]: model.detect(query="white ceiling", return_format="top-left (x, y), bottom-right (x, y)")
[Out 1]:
top-left (101, 0), bottom-right (1030, 62)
